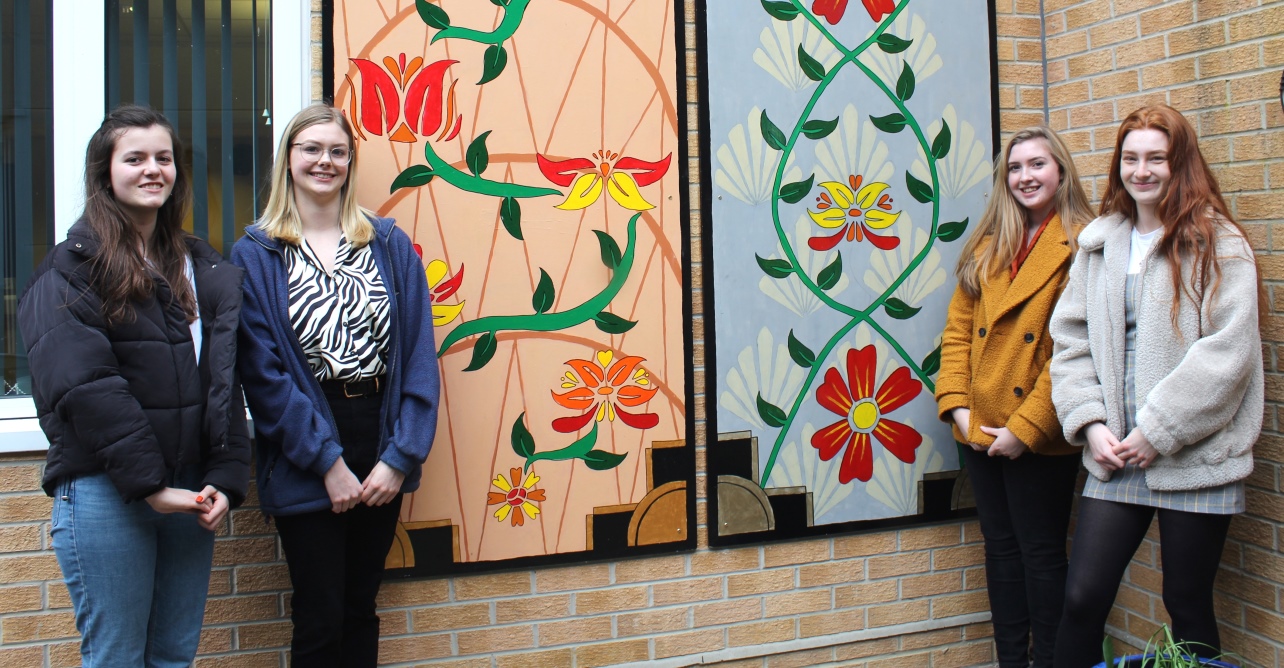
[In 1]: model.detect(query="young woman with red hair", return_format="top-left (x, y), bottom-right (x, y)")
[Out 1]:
top-left (1049, 105), bottom-right (1264, 667)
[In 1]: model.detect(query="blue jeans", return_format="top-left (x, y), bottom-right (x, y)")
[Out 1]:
top-left (50, 468), bottom-right (215, 668)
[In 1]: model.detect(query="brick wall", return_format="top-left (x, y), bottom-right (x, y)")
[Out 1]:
top-left (7, 0), bottom-right (1282, 666)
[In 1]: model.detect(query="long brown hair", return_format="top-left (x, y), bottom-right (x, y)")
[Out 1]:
top-left (82, 105), bottom-right (195, 326)
top-left (955, 126), bottom-right (1094, 297)
top-left (1099, 105), bottom-right (1263, 326)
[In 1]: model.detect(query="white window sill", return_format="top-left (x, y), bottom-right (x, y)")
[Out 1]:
top-left (0, 397), bottom-right (47, 453)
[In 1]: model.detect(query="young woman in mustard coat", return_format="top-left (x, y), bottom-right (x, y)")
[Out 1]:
top-left (935, 126), bottom-right (1094, 668)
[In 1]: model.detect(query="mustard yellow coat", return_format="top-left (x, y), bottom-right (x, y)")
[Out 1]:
top-left (935, 216), bottom-right (1077, 456)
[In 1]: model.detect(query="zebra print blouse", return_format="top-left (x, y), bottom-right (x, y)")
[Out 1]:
top-left (284, 235), bottom-right (391, 382)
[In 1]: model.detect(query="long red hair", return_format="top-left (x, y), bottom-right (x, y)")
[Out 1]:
top-left (1099, 105), bottom-right (1262, 326)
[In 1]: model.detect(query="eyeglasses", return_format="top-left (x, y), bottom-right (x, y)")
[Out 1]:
top-left (291, 143), bottom-right (352, 165)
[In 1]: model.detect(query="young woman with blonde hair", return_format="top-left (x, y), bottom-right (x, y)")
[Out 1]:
top-left (232, 103), bottom-right (440, 667)
top-left (936, 126), bottom-right (1094, 667)
top-left (1050, 105), bottom-right (1263, 667)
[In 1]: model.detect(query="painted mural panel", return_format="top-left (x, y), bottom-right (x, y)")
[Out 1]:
top-left (702, 0), bottom-right (996, 544)
top-left (330, 0), bottom-right (694, 575)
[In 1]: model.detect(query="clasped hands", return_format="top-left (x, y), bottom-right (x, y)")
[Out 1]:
top-left (1085, 421), bottom-right (1157, 472)
top-left (144, 485), bottom-right (229, 531)
top-left (952, 408), bottom-right (1028, 460)
top-left (323, 459), bottom-right (406, 514)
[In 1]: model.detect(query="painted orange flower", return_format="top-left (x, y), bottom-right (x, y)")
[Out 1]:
top-left (811, 345), bottom-right (923, 484)
top-left (551, 350), bottom-right (659, 432)
top-left (807, 175), bottom-right (902, 251)
top-left (812, 0), bottom-right (896, 25)
top-left (536, 151), bottom-right (671, 211)
top-left (346, 53), bottom-right (463, 144)
top-left (486, 467), bottom-right (546, 527)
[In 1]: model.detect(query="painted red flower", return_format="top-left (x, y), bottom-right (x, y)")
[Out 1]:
top-left (346, 54), bottom-right (463, 143)
top-left (412, 244), bottom-right (466, 326)
top-left (551, 350), bottom-right (659, 432)
top-left (812, 0), bottom-right (896, 25)
top-left (536, 151), bottom-right (671, 211)
top-left (811, 345), bottom-right (923, 484)
top-left (486, 467), bottom-right (546, 527)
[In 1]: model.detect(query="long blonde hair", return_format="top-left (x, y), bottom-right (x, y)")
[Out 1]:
top-left (256, 103), bottom-right (374, 247)
top-left (955, 126), bottom-right (1093, 298)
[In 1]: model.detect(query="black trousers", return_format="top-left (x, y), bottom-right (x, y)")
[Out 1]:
top-left (275, 388), bottom-right (401, 668)
top-left (1053, 497), bottom-right (1232, 668)
top-left (961, 446), bottom-right (1081, 668)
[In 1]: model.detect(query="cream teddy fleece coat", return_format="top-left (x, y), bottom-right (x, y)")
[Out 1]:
top-left (1049, 213), bottom-right (1262, 491)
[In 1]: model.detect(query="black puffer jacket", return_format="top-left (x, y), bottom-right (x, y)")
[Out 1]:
top-left (18, 220), bottom-right (251, 505)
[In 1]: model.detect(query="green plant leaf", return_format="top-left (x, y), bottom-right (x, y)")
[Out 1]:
top-left (870, 113), bottom-right (907, 133)
top-left (921, 344), bottom-right (941, 377)
top-left (527, 423), bottom-right (598, 466)
top-left (876, 33), bottom-right (912, 53)
top-left (593, 230), bottom-right (622, 269)
top-left (760, 110), bottom-right (788, 151)
top-left (895, 62), bottom-right (916, 101)
top-left (801, 118), bottom-right (839, 140)
top-left (415, 0), bottom-right (450, 29)
top-left (582, 449), bottom-right (628, 470)
top-left (937, 218), bottom-right (969, 242)
top-left (760, 0), bottom-right (799, 20)
top-left (466, 130), bottom-right (491, 176)
top-left (390, 165), bottom-right (435, 193)
top-left (931, 120), bottom-right (952, 160)
top-left (756, 393), bottom-right (788, 428)
top-left (816, 251), bottom-right (842, 291)
top-left (511, 413), bottom-right (535, 458)
top-left (755, 254), bottom-right (793, 279)
top-left (463, 331), bottom-right (497, 371)
top-left (786, 330), bottom-right (816, 368)
top-left (779, 175), bottom-right (815, 204)
top-left (489, 0), bottom-right (510, 5)
top-left (883, 298), bottom-right (921, 320)
top-left (906, 171), bottom-right (934, 204)
top-left (593, 311), bottom-right (637, 334)
top-left (477, 44), bottom-right (508, 85)
top-left (797, 45), bottom-right (825, 82)
top-left (532, 269), bottom-right (554, 314)
top-left (500, 197), bottom-right (523, 240)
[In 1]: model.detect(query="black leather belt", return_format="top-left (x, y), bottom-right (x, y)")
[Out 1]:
top-left (321, 375), bottom-right (384, 398)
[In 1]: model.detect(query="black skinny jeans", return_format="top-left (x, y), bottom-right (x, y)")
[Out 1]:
top-left (1053, 496), bottom-right (1232, 668)
top-left (961, 446), bottom-right (1080, 668)
top-left (275, 387), bottom-right (402, 668)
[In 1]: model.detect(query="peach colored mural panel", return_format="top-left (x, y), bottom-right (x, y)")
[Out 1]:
top-left (331, 0), bottom-right (693, 574)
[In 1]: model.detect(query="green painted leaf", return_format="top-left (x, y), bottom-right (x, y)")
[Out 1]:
top-left (463, 331), bottom-right (497, 371)
top-left (921, 345), bottom-right (942, 377)
top-left (760, 0), bottom-right (799, 20)
top-left (797, 45), bottom-right (825, 82)
top-left (760, 110), bottom-right (787, 151)
top-left (937, 218), bottom-right (969, 242)
top-left (870, 113), bottom-right (907, 133)
top-left (500, 197), bottom-right (522, 240)
top-left (532, 269), bottom-right (554, 314)
top-left (390, 165), bottom-right (435, 193)
top-left (895, 62), bottom-right (916, 101)
top-left (415, 0), bottom-right (450, 29)
top-left (466, 130), bottom-right (491, 176)
top-left (906, 171), bottom-right (934, 204)
top-left (593, 230), bottom-right (622, 269)
top-left (816, 251), bottom-right (842, 291)
top-left (477, 44), bottom-right (507, 85)
top-left (756, 393), bottom-right (788, 428)
top-left (489, 0), bottom-right (510, 5)
top-left (526, 423), bottom-right (599, 465)
top-left (755, 254), bottom-right (793, 279)
top-left (593, 311), bottom-right (637, 334)
top-left (801, 118), bottom-right (838, 140)
top-left (779, 175), bottom-right (815, 204)
top-left (876, 33), bottom-right (912, 53)
top-left (883, 298), bottom-right (922, 320)
top-left (511, 413), bottom-right (535, 458)
top-left (786, 330), bottom-right (816, 368)
top-left (932, 120), bottom-right (952, 160)
top-left (582, 449), bottom-right (628, 471)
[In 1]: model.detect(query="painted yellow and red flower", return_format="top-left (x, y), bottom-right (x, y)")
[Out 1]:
top-left (551, 350), bottom-right (658, 432)
top-left (811, 345), bottom-right (923, 484)
top-left (536, 151), bottom-right (672, 211)
top-left (807, 175), bottom-right (902, 251)
top-left (413, 244), bottom-right (466, 326)
top-left (486, 467), bottom-right (546, 527)
top-left (812, 0), bottom-right (896, 25)
top-left (346, 53), bottom-right (463, 144)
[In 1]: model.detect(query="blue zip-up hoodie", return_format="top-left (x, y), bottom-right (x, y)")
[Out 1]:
top-left (230, 216), bottom-right (439, 516)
